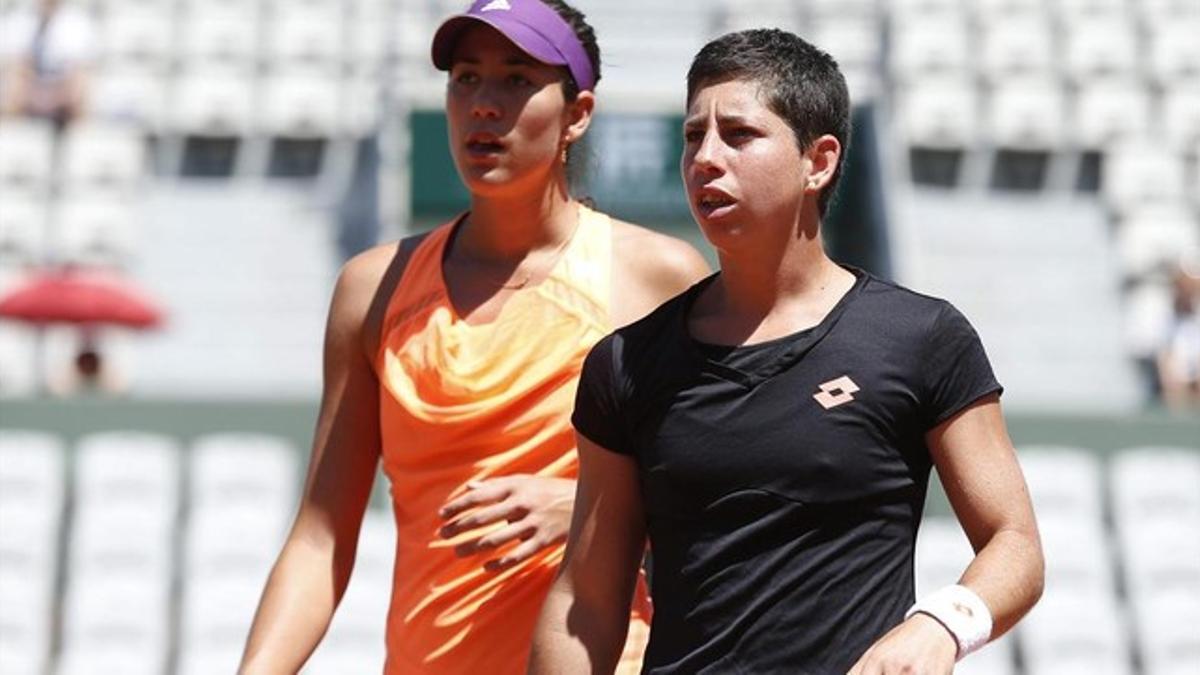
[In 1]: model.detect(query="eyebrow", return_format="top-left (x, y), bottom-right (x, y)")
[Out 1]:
top-left (452, 56), bottom-right (539, 67)
top-left (683, 114), bottom-right (755, 128)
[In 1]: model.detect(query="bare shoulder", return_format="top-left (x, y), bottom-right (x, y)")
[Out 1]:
top-left (611, 218), bottom-right (710, 295)
top-left (334, 232), bottom-right (432, 356)
top-left (610, 218), bottom-right (711, 326)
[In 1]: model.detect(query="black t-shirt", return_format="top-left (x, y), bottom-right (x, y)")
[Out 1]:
top-left (573, 268), bottom-right (1002, 674)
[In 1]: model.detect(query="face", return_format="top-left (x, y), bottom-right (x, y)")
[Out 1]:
top-left (682, 78), bottom-right (833, 250)
top-left (445, 25), bottom-right (591, 197)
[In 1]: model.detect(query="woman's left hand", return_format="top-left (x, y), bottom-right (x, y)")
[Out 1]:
top-left (847, 613), bottom-right (958, 675)
top-left (438, 475), bottom-right (576, 572)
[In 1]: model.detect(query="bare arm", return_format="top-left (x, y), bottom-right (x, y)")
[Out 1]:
top-left (932, 395), bottom-right (1044, 638)
top-left (239, 244), bottom-right (404, 674)
top-left (850, 395), bottom-right (1043, 674)
top-left (528, 434), bottom-right (647, 674)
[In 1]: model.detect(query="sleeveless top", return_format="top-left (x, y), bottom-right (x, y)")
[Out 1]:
top-left (375, 205), bottom-right (651, 674)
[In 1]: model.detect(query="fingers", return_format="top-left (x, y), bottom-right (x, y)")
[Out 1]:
top-left (438, 479), bottom-right (513, 520)
top-left (453, 520), bottom-right (534, 558)
top-left (440, 500), bottom-right (528, 538)
top-left (483, 535), bottom-right (546, 572)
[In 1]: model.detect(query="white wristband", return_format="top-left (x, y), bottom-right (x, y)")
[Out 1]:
top-left (905, 584), bottom-right (993, 660)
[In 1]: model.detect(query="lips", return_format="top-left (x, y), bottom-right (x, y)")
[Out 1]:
top-left (693, 186), bottom-right (737, 219)
top-left (465, 132), bottom-right (505, 156)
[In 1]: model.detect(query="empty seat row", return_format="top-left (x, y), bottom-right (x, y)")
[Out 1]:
top-left (890, 13), bottom-right (1200, 85)
top-left (897, 77), bottom-right (1200, 152)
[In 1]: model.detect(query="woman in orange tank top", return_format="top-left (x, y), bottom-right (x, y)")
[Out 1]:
top-left (239, 2), bottom-right (709, 673)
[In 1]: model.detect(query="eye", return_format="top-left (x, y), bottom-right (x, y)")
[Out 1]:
top-left (453, 71), bottom-right (479, 85)
top-left (506, 73), bottom-right (532, 86)
top-left (684, 129), bottom-right (704, 143)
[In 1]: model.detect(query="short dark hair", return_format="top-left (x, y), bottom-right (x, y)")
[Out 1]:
top-left (541, 0), bottom-right (601, 101)
top-left (687, 29), bottom-right (851, 216)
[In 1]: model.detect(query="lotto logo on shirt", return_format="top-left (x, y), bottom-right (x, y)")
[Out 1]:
top-left (813, 375), bottom-right (859, 410)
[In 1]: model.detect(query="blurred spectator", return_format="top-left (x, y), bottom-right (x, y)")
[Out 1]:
top-left (0, 0), bottom-right (97, 128)
top-left (1156, 262), bottom-right (1200, 412)
top-left (48, 330), bottom-right (125, 396)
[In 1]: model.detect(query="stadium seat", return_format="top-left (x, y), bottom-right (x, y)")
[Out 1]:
top-left (970, 0), bottom-right (1046, 20)
top-left (190, 432), bottom-right (299, 513)
top-left (58, 576), bottom-right (171, 675)
top-left (1038, 516), bottom-right (1117, 598)
top-left (1063, 16), bottom-right (1141, 84)
top-left (1051, 0), bottom-right (1131, 20)
top-left (178, 575), bottom-right (269, 671)
top-left (889, 12), bottom-right (971, 81)
top-left (1020, 594), bottom-right (1134, 675)
top-left (1162, 86), bottom-right (1200, 148)
top-left (1114, 205), bottom-right (1200, 278)
top-left (0, 319), bottom-right (38, 396)
top-left (54, 198), bottom-right (138, 267)
top-left (1018, 446), bottom-right (1105, 520)
top-left (1072, 79), bottom-right (1152, 149)
top-left (719, 0), bottom-right (803, 32)
top-left (73, 431), bottom-right (181, 516)
top-left (89, 69), bottom-right (170, 131)
top-left (263, 5), bottom-right (344, 76)
top-left (177, 3), bottom-right (260, 75)
top-left (1147, 17), bottom-right (1200, 86)
top-left (167, 71), bottom-right (256, 136)
top-left (68, 507), bottom-right (175, 580)
top-left (1101, 145), bottom-right (1188, 213)
top-left (1110, 446), bottom-right (1200, 527)
top-left (257, 73), bottom-right (342, 139)
top-left (1133, 594), bottom-right (1200, 675)
top-left (896, 76), bottom-right (979, 149)
top-left (988, 76), bottom-right (1067, 150)
top-left (340, 75), bottom-right (383, 136)
top-left (807, 0), bottom-right (880, 20)
top-left (979, 15), bottom-right (1056, 83)
top-left (60, 122), bottom-right (147, 199)
top-left (0, 197), bottom-right (47, 265)
top-left (0, 118), bottom-right (55, 198)
top-left (0, 580), bottom-right (54, 675)
top-left (98, 7), bottom-right (174, 75)
top-left (346, 1), bottom-right (390, 79)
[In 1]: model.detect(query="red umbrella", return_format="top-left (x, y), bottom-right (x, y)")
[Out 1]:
top-left (0, 269), bottom-right (165, 329)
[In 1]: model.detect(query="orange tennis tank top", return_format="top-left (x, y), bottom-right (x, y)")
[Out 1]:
top-left (375, 206), bottom-right (651, 674)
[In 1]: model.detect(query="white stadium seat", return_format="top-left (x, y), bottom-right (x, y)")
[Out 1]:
top-left (190, 432), bottom-right (299, 514)
top-left (1072, 79), bottom-right (1152, 149)
top-left (89, 69), bottom-right (170, 131)
top-left (1122, 280), bottom-right (1174, 357)
top-left (897, 76), bottom-right (979, 148)
top-left (988, 76), bottom-right (1067, 150)
top-left (168, 72), bottom-right (256, 136)
top-left (0, 118), bottom-right (55, 198)
top-left (73, 431), bottom-right (181, 516)
top-left (1114, 205), bottom-right (1200, 277)
top-left (1063, 16), bottom-right (1141, 84)
top-left (257, 74), bottom-right (342, 138)
top-left (1102, 145), bottom-right (1188, 213)
top-left (58, 576), bottom-right (171, 675)
top-left (60, 122), bottom-right (147, 198)
top-left (1020, 594), bottom-right (1134, 675)
top-left (178, 4), bottom-right (260, 75)
top-left (970, 0), bottom-right (1046, 20)
top-left (264, 5), bottom-right (344, 75)
top-left (1162, 86), bottom-right (1200, 148)
top-left (1018, 446), bottom-right (1105, 520)
top-left (1147, 18), bottom-right (1200, 86)
top-left (1051, 0), bottom-right (1131, 20)
top-left (889, 13), bottom-right (971, 81)
top-left (979, 15), bottom-right (1056, 83)
top-left (178, 576), bottom-right (269, 668)
top-left (98, 7), bottom-right (174, 75)
top-left (1134, 594), bottom-right (1200, 675)
top-left (1110, 446), bottom-right (1200, 527)
top-left (0, 197), bottom-right (47, 264)
top-left (54, 198), bottom-right (139, 267)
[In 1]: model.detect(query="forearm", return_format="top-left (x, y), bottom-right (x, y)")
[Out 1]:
top-left (957, 526), bottom-right (1044, 639)
top-left (528, 582), bottom-right (632, 675)
top-left (239, 538), bottom-right (350, 674)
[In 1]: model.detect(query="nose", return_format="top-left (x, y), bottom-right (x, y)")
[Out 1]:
top-left (470, 82), bottom-right (502, 120)
top-left (687, 129), bottom-right (723, 178)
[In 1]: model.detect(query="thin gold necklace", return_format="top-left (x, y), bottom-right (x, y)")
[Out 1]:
top-left (464, 207), bottom-right (583, 290)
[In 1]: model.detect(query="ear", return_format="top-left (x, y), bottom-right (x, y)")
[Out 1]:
top-left (562, 89), bottom-right (596, 145)
top-left (804, 134), bottom-right (842, 195)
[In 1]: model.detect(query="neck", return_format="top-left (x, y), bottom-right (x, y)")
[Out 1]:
top-left (461, 177), bottom-right (577, 261)
top-left (712, 207), bottom-right (838, 316)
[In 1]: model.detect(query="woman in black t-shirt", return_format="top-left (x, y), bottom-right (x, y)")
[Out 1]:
top-left (530, 29), bottom-right (1044, 675)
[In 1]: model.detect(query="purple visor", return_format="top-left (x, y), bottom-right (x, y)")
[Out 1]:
top-left (431, 0), bottom-right (596, 93)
